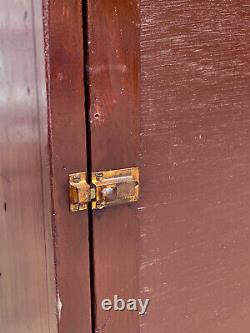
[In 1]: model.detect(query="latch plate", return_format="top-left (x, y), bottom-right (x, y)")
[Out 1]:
top-left (69, 172), bottom-right (90, 212)
top-left (69, 167), bottom-right (139, 212)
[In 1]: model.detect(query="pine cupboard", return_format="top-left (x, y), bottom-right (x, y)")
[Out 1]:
top-left (1, 1), bottom-right (250, 333)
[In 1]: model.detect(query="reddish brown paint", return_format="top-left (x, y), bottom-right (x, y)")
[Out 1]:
top-left (44, 1), bottom-right (91, 332)
top-left (2, 1), bottom-right (250, 332)
top-left (0, 1), bottom-right (56, 332)
top-left (139, 1), bottom-right (250, 332)
top-left (86, 0), bottom-right (140, 332)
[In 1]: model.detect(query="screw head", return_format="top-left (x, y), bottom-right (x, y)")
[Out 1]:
top-left (72, 174), bottom-right (81, 183)
top-left (96, 173), bottom-right (103, 181)
top-left (96, 202), bottom-right (105, 209)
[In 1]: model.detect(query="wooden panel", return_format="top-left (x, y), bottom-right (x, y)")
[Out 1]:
top-left (139, 1), bottom-right (250, 332)
top-left (0, 1), bottom-right (56, 332)
top-left (86, 0), bottom-right (140, 331)
top-left (44, 1), bottom-right (91, 332)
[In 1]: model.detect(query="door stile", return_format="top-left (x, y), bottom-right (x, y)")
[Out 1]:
top-left (84, 1), bottom-right (141, 332)
top-left (43, 1), bottom-right (92, 332)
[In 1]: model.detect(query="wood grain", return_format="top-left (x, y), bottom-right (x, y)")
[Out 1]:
top-left (139, 1), bottom-right (250, 332)
top-left (86, 0), bottom-right (140, 331)
top-left (44, 1), bottom-right (91, 332)
top-left (0, 1), bottom-right (56, 332)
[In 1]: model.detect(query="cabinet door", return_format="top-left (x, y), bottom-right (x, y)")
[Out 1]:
top-left (2, 1), bottom-right (250, 333)
top-left (85, 1), bottom-right (140, 332)
top-left (139, 2), bottom-right (250, 332)
top-left (45, 1), bottom-right (92, 333)
top-left (85, 1), bottom-right (250, 333)
top-left (0, 1), bottom-right (92, 333)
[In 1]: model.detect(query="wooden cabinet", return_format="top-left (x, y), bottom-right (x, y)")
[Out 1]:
top-left (1, 1), bottom-right (250, 332)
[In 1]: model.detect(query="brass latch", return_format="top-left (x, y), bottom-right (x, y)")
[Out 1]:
top-left (69, 167), bottom-right (139, 212)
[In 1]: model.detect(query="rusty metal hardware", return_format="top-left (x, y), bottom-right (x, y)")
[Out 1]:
top-left (69, 172), bottom-right (92, 212)
top-left (69, 167), bottom-right (139, 212)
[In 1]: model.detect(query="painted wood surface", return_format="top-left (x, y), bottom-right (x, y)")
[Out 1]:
top-left (86, 0), bottom-right (140, 332)
top-left (44, 1), bottom-right (92, 332)
top-left (2, 1), bottom-right (250, 332)
top-left (139, 1), bottom-right (250, 332)
top-left (0, 1), bottom-right (56, 332)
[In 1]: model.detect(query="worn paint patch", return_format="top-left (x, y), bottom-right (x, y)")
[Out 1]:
top-left (56, 292), bottom-right (63, 321)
